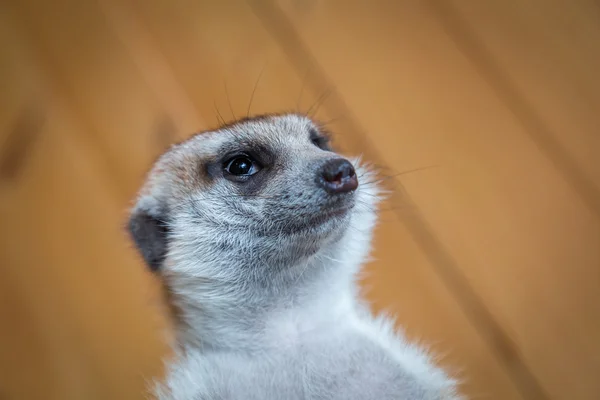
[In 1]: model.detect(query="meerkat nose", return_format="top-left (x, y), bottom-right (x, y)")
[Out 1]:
top-left (316, 158), bottom-right (358, 194)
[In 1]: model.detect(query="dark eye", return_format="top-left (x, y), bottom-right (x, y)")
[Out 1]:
top-left (309, 128), bottom-right (330, 151)
top-left (224, 155), bottom-right (260, 176)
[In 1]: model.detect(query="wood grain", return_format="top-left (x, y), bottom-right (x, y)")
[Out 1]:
top-left (1, 0), bottom-right (598, 399)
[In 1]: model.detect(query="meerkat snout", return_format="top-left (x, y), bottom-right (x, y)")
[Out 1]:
top-left (317, 158), bottom-right (358, 194)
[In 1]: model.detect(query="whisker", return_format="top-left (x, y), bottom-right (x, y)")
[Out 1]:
top-left (377, 205), bottom-right (416, 213)
top-left (317, 253), bottom-right (345, 264)
top-left (247, 63), bottom-right (267, 117)
top-left (306, 86), bottom-right (333, 117)
top-left (296, 67), bottom-right (311, 112)
top-left (316, 114), bottom-right (346, 127)
top-left (360, 165), bottom-right (439, 188)
top-left (356, 190), bottom-right (380, 197)
top-left (224, 80), bottom-right (236, 120)
top-left (293, 260), bottom-right (311, 285)
top-left (214, 101), bottom-right (226, 125)
top-left (355, 195), bottom-right (414, 212)
top-left (229, 193), bottom-right (282, 200)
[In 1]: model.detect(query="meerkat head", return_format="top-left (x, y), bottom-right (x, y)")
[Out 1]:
top-left (128, 113), bottom-right (381, 317)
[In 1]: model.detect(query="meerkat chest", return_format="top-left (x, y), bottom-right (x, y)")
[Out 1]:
top-left (159, 327), bottom-right (452, 400)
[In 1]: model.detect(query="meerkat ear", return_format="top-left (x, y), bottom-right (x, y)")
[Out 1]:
top-left (127, 205), bottom-right (170, 272)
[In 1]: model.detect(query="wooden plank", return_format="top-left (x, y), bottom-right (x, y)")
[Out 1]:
top-left (128, 2), bottom-right (523, 399)
top-left (443, 0), bottom-right (600, 194)
top-left (0, 100), bottom-right (170, 400)
top-left (0, 9), bottom-right (170, 399)
top-left (269, 1), bottom-right (600, 399)
top-left (7, 0), bottom-right (203, 201)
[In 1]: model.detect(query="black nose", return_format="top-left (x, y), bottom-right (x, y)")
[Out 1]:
top-left (317, 158), bottom-right (358, 194)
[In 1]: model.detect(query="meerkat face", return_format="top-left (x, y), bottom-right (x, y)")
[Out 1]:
top-left (128, 113), bottom-right (378, 280)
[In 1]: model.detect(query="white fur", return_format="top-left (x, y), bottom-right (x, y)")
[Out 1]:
top-left (129, 114), bottom-right (464, 399)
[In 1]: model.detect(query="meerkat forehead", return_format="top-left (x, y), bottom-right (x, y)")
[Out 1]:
top-left (191, 113), bottom-right (320, 151)
top-left (174, 113), bottom-right (322, 159)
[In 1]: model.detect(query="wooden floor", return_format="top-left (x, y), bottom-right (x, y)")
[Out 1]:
top-left (1, 1), bottom-right (599, 399)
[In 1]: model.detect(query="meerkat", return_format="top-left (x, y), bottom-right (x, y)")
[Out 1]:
top-left (127, 113), bottom-right (463, 400)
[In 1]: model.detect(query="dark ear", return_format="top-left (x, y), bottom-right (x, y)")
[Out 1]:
top-left (127, 209), bottom-right (170, 272)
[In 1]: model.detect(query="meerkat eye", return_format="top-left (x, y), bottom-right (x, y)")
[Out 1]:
top-left (224, 154), bottom-right (260, 176)
top-left (309, 128), bottom-right (331, 151)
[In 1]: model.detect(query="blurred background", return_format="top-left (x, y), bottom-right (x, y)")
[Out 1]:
top-left (1, 0), bottom-right (599, 399)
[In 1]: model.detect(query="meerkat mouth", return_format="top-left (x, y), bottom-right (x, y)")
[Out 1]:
top-left (254, 202), bottom-right (354, 237)
top-left (296, 203), bottom-right (354, 230)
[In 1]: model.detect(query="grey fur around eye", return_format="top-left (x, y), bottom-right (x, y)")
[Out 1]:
top-left (309, 127), bottom-right (331, 151)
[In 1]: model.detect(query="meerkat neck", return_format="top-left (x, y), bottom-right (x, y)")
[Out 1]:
top-left (167, 255), bottom-right (359, 352)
